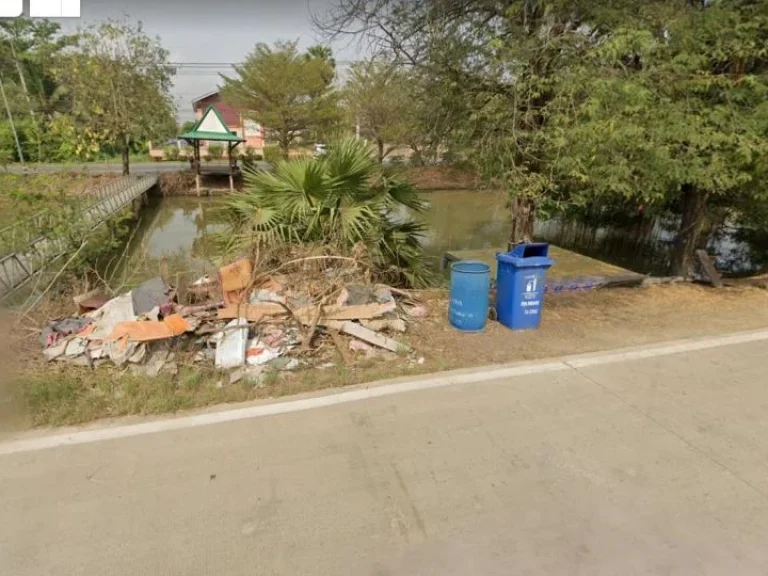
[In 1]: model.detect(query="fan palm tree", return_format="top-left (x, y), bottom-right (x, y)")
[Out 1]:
top-left (223, 138), bottom-right (434, 287)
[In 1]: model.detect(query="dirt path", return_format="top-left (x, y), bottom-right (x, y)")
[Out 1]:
top-left (406, 284), bottom-right (768, 368)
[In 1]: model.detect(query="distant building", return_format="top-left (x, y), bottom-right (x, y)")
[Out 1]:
top-left (191, 90), bottom-right (265, 152)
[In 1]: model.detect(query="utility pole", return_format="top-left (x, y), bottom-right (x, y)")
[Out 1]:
top-left (0, 75), bottom-right (25, 166)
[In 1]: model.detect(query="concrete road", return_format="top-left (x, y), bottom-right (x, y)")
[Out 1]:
top-left (2, 337), bottom-right (768, 575)
top-left (4, 161), bottom-right (269, 175)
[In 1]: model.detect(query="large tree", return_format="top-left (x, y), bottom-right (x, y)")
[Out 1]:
top-left (344, 60), bottom-right (414, 162)
top-left (55, 20), bottom-right (175, 174)
top-left (220, 40), bottom-right (338, 158)
top-left (0, 18), bottom-right (77, 162)
top-left (554, 0), bottom-right (768, 275)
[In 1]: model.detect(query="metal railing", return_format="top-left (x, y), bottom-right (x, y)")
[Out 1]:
top-left (0, 175), bottom-right (158, 298)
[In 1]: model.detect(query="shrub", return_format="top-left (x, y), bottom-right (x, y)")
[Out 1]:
top-left (224, 138), bottom-right (435, 288)
top-left (208, 144), bottom-right (224, 160)
top-left (263, 145), bottom-right (281, 164)
top-left (164, 146), bottom-right (180, 161)
top-left (207, 144), bottom-right (224, 160)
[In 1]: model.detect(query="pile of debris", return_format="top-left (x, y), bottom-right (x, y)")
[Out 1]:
top-left (40, 255), bottom-right (427, 385)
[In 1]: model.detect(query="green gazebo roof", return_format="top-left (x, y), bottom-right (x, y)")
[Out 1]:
top-left (179, 105), bottom-right (244, 143)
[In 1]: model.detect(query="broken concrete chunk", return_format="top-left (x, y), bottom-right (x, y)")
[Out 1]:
top-left (214, 318), bottom-right (249, 369)
top-left (340, 322), bottom-right (411, 353)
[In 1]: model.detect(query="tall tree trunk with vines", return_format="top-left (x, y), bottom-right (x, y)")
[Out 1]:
top-left (508, 196), bottom-right (536, 250)
top-left (671, 184), bottom-right (708, 277)
top-left (121, 134), bottom-right (130, 176)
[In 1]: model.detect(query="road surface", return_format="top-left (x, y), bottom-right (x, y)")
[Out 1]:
top-left (4, 161), bottom-right (269, 175)
top-left (2, 334), bottom-right (768, 575)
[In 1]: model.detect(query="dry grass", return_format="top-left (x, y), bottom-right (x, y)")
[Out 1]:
top-left (6, 283), bottom-right (768, 429)
top-left (401, 166), bottom-right (480, 190)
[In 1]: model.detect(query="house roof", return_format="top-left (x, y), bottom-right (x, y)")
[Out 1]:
top-left (179, 105), bottom-right (244, 143)
top-left (191, 90), bottom-right (220, 106)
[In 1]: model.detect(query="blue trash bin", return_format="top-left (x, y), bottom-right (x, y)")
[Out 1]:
top-left (496, 243), bottom-right (554, 330)
top-left (449, 261), bottom-right (491, 332)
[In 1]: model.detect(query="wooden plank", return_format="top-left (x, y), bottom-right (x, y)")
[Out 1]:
top-left (695, 250), bottom-right (723, 288)
top-left (339, 321), bottom-right (411, 353)
top-left (217, 303), bottom-right (286, 321)
top-left (294, 301), bottom-right (397, 324)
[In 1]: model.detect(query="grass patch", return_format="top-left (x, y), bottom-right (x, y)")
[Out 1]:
top-left (0, 172), bottom-right (118, 229)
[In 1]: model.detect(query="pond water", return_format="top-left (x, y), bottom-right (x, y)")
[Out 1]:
top-left (122, 192), bottom-right (766, 280)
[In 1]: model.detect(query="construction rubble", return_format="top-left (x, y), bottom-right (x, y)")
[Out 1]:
top-left (40, 255), bottom-right (426, 384)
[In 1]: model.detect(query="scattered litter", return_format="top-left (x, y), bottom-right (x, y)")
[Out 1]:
top-left (340, 321), bottom-right (410, 353)
top-left (251, 289), bottom-right (286, 304)
top-left (39, 252), bottom-right (425, 378)
top-left (219, 258), bottom-right (253, 305)
top-left (41, 317), bottom-right (92, 348)
top-left (132, 277), bottom-right (174, 316)
top-left (43, 339), bottom-right (67, 361)
top-left (215, 318), bottom-right (249, 369)
top-left (87, 293), bottom-right (136, 340)
top-left (360, 317), bottom-right (407, 333)
top-left (64, 338), bottom-right (87, 357)
top-left (229, 366), bottom-right (247, 385)
top-left (417, 356), bottom-right (425, 365)
top-left (349, 339), bottom-right (373, 353)
top-left (188, 275), bottom-right (218, 301)
top-left (106, 314), bottom-right (191, 342)
top-left (268, 357), bottom-right (299, 371)
top-left (246, 337), bottom-right (282, 366)
top-left (73, 289), bottom-right (111, 314)
top-left (404, 305), bottom-right (428, 318)
top-left (218, 303), bottom-right (285, 322)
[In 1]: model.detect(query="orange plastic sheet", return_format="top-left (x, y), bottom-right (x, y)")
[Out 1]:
top-left (106, 314), bottom-right (190, 342)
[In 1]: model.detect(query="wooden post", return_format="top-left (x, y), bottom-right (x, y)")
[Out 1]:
top-left (228, 142), bottom-right (234, 192)
top-left (194, 142), bottom-right (201, 196)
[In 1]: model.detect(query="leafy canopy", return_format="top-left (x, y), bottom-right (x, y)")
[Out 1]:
top-left (220, 41), bottom-right (339, 156)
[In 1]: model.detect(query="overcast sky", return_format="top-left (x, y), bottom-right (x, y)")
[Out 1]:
top-left (36, 0), bottom-right (363, 121)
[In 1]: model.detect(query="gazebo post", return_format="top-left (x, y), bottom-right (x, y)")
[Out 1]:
top-left (179, 105), bottom-right (244, 197)
top-left (194, 141), bottom-right (201, 196)
top-left (228, 142), bottom-right (234, 192)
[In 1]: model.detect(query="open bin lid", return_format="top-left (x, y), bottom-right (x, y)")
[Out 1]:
top-left (497, 243), bottom-right (554, 268)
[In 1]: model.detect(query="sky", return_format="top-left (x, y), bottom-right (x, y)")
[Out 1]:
top-left (34, 0), bottom-right (364, 121)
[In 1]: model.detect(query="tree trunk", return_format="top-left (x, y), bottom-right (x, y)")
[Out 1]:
top-left (376, 138), bottom-right (384, 164)
top-left (671, 185), bottom-right (708, 277)
top-left (508, 196), bottom-right (536, 250)
top-left (121, 134), bottom-right (130, 176)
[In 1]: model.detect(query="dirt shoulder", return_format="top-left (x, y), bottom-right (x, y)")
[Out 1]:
top-left (6, 283), bottom-right (768, 430)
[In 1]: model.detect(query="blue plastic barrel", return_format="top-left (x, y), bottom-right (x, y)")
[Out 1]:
top-left (449, 261), bottom-right (491, 332)
top-left (496, 243), bottom-right (554, 331)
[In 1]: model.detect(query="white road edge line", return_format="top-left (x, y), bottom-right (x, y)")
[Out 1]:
top-left (2, 328), bottom-right (768, 457)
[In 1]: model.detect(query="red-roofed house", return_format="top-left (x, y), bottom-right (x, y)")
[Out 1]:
top-left (192, 90), bottom-right (265, 153)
